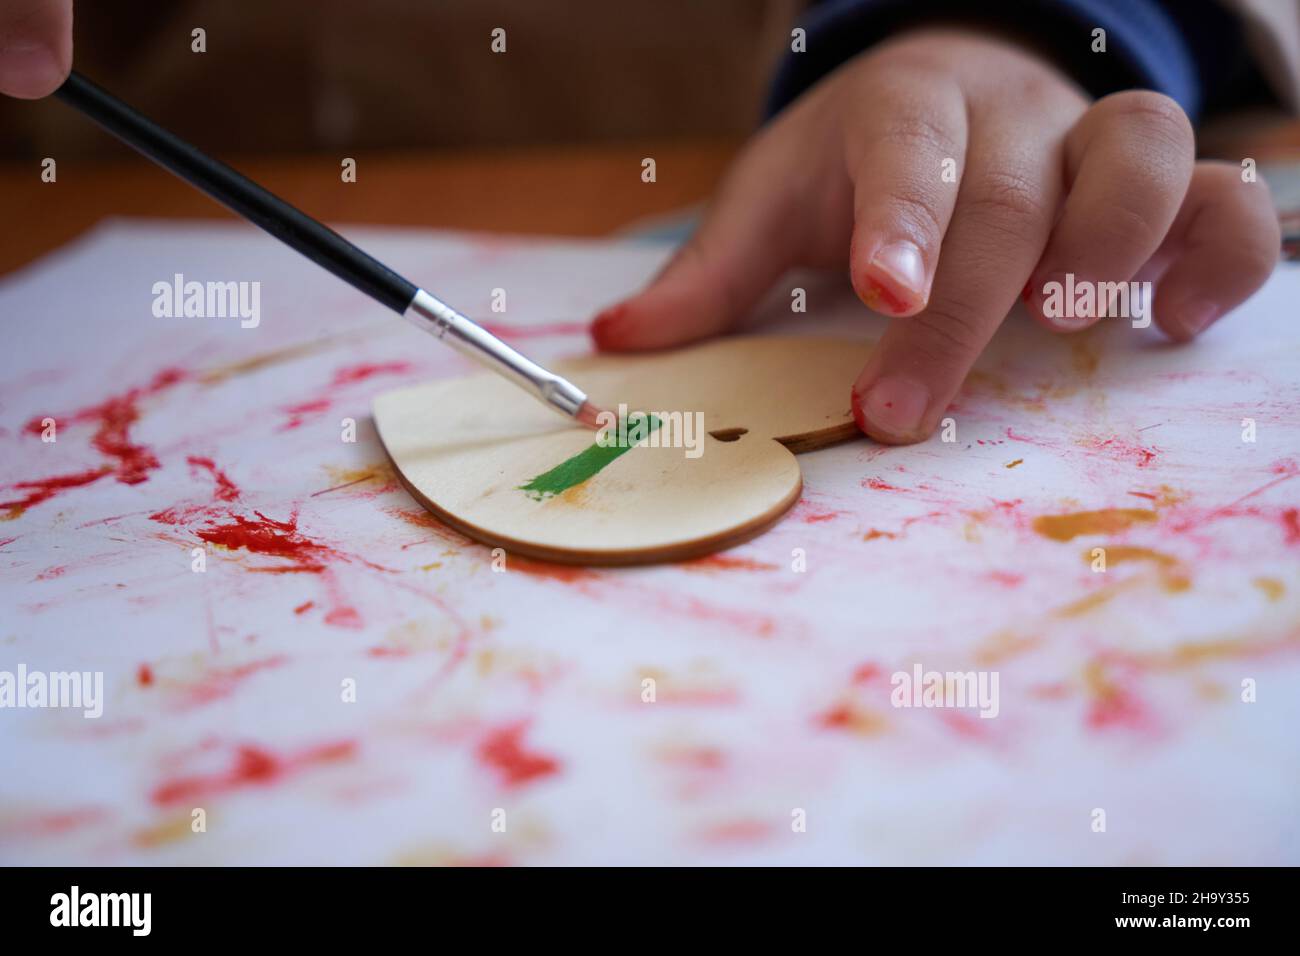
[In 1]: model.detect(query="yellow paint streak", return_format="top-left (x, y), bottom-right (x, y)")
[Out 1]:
top-left (974, 629), bottom-right (1041, 665)
top-left (1058, 588), bottom-right (1118, 618)
top-left (133, 813), bottom-right (196, 848)
top-left (1005, 458), bottom-right (1023, 469)
top-left (1254, 577), bottom-right (1285, 601)
top-left (1090, 545), bottom-right (1179, 568)
top-left (1033, 508), bottom-right (1157, 541)
top-left (199, 338), bottom-right (342, 384)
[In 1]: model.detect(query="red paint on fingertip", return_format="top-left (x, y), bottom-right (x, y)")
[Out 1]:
top-left (862, 277), bottom-right (910, 314)
top-left (851, 388), bottom-right (870, 435)
top-left (590, 303), bottom-right (630, 349)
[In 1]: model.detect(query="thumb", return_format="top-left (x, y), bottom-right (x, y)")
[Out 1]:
top-left (0, 0), bottom-right (73, 99)
top-left (592, 133), bottom-right (805, 352)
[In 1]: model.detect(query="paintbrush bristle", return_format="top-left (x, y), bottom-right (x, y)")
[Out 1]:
top-left (576, 401), bottom-right (607, 430)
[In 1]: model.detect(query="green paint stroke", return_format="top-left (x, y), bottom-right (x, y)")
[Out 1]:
top-left (520, 413), bottom-right (661, 500)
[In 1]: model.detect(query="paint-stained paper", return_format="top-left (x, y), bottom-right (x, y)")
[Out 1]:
top-left (1, 220), bottom-right (1298, 864)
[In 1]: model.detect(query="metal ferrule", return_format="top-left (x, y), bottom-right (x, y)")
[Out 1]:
top-left (402, 288), bottom-right (588, 419)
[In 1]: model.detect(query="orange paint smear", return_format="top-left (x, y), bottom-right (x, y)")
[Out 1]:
top-left (509, 555), bottom-right (599, 583)
top-left (682, 554), bottom-right (778, 572)
top-left (816, 701), bottom-right (885, 735)
top-left (1033, 508), bottom-right (1157, 541)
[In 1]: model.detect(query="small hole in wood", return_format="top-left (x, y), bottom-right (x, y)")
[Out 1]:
top-left (709, 427), bottom-right (748, 442)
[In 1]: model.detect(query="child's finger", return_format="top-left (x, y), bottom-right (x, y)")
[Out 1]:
top-left (1025, 91), bottom-right (1193, 331)
top-left (852, 114), bottom-right (1064, 443)
top-left (847, 74), bottom-right (966, 316)
top-left (1152, 161), bottom-right (1281, 341)
top-left (0, 0), bottom-right (72, 99)
top-left (591, 125), bottom-right (807, 352)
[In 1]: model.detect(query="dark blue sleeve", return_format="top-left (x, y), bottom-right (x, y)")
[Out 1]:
top-left (767, 0), bottom-right (1261, 124)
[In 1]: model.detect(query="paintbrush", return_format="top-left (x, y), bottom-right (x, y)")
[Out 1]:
top-left (52, 70), bottom-right (606, 429)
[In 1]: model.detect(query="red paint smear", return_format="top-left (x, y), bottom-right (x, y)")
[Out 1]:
top-left (817, 702), bottom-right (857, 729)
top-left (986, 571), bottom-right (1024, 588)
top-left (1283, 508), bottom-right (1300, 546)
top-left (279, 397), bottom-right (332, 431)
top-left (696, 819), bottom-right (774, 845)
top-left (657, 687), bottom-right (739, 706)
top-left (325, 605), bottom-right (363, 628)
top-left (939, 711), bottom-right (989, 740)
top-left (0, 536), bottom-right (15, 548)
top-left (2, 806), bottom-right (110, 838)
top-left (194, 511), bottom-right (333, 572)
top-left (1087, 690), bottom-right (1147, 731)
top-left (186, 455), bottom-right (240, 502)
top-left (24, 368), bottom-right (186, 485)
top-left (293, 600), bottom-right (315, 615)
top-left (480, 320), bottom-right (589, 340)
top-left (789, 500), bottom-right (846, 524)
top-left (137, 664), bottom-right (154, 687)
top-left (150, 739), bottom-right (356, 806)
top-left (661, 747), bottom-right (726, 770)
top-left (852, 663), bottom-right (882, 684)
top-left (5, 369), bottom-right (186, 513)
top-left (1005, 427), bottom-right (1055, 449)
top-left (386, 507), bottom-right (473, 546)
top-left (366, 645), bottom-right (412, 658)
top-left (476, 722), bottom-right (561, 789)
top-left (863, 477), bottom-right (902, 492)
top-left (1087, 436), bottom-right (1158, 468)
top-left (184, 655), bottom-right (288, 707)
top-left (0, 467), bottom-right (111, 514)
top-left (330, 361), bottom-right (413, 386)
top-left (35, 565), bottom-right (67, 581)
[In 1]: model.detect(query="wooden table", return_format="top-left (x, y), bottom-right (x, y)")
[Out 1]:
top-left (0, 139), bottom-right (739, 277)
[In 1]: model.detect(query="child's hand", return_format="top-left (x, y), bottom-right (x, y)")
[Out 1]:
top-left (591, 28), bottom-right (1281, 444)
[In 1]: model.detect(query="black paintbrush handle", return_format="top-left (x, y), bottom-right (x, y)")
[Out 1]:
top-left (54, 70), bottom-right (418, 314)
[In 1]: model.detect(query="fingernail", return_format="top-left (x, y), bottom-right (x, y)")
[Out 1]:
top-left (1178, 301), bottom-right (1219, 337)
top-left (1037, 273), bottom-right (1092, 331)
top-left (857, 376), bottom-right (930, 437)
top-left (862, 241), bottom-right (926, 314)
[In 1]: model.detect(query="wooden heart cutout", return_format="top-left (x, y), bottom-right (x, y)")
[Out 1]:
top-left (372, 336), bottom-right (872, 565)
